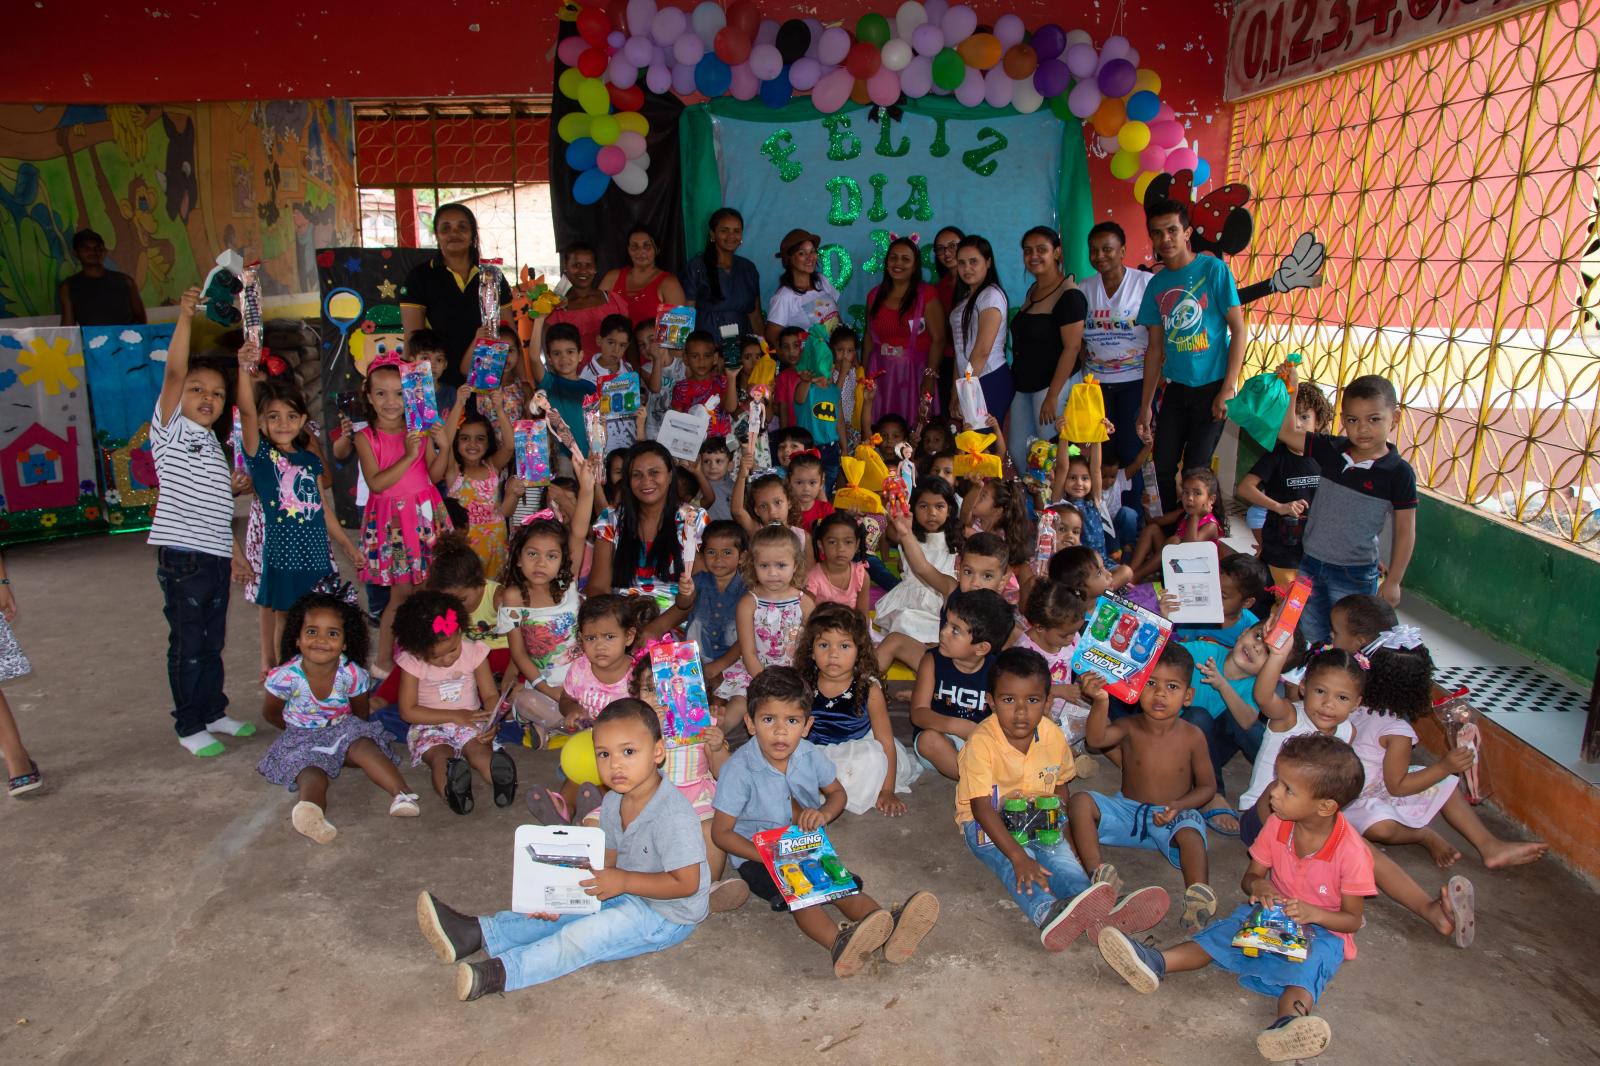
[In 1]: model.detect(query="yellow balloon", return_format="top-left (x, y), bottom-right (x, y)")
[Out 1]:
top-left (589, 114), bottom-right (621, 145)
top-left (616, 111), bottom-right (650, 136)
top-left (559, 729), bottom-right (601, 786)
top-left (1134, 170), bottom-right (1159, 203)
top-left (326, 291), bottom-right (362, 321)
top-left (1133, 69), bottom-right (1162, 95)
top-left (1110, 149), bottom-right (1140, 180)
top-left (578, 78), bottom-right (611, 117)
top-left (558, 68), bottom-right (586, 99)
top-left (557, 112), bottom-right (592, 143)
top-left (1118, 120), bottom-right (1152, 153)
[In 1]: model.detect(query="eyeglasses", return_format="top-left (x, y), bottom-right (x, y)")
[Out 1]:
top-left (934, 242), bottom-right (960, 253)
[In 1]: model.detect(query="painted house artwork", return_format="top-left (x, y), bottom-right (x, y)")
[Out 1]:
top-left (0, 327), bottom-right (103, 544)
top-left (3, 423), bottom-right (80, 510)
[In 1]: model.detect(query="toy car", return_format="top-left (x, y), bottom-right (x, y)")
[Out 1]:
top-left (1231, 903), bottom-right (1309, 962)
top-left (1110, 613), bottom-right (1140, 652)
top-left (778, 863), bottom-right (812, 897)
top-left (798, 858), bottom-right (830, 888)
top-left (818, 853), bottom-right (852, 885)
top-left (1090, 603), bottom-right (1121, 641)
top-left (1130, 622), bottom-right (1161, 661)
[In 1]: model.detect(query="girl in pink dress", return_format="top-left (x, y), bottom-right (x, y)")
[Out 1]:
top-left (865, 237), bottom-right (947, 424)
top-left (354, 354), bottom-right (451, 672)
top-left (805, 513), bottom-right (870, 615)
top-left (560, 594), bottom-right (651, 732)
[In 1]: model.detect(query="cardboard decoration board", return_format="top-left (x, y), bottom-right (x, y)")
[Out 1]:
top-left (657, 407), bottom-right (710, 463)
top-left (512, 824), bottom-right (606, 915)
top-left (0, 327), bottom-right (103, 545)
top-left (1161, 541), bottom-right (1224, 624)
top-left (1071, 593), bottom-right (1174, 702)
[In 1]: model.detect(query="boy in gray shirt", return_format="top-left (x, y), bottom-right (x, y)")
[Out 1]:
top-left (417, 699), bottom-right (708, 1000)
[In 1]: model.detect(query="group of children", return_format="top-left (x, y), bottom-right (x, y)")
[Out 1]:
top-left (93, 280), bottom-right (1550, 1064)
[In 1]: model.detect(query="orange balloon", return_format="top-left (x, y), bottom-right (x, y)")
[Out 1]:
top-left (1001, 43), bottom-right (1037, 79)
top-left (1091, 96), bottom-right (1127, 137)
top-left (850, 77), bottom-right (872, 105)
top-left (957, 31), bottom-right (1003, 70)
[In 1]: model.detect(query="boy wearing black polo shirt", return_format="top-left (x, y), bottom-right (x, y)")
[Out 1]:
top-left (1237, 382), bottom-right (1333, 589)
top-left (1274, 370), bottom-right (1416, 644)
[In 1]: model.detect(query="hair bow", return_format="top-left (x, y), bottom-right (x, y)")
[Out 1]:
top-left (368, 351), bottom-right (406, 372)
top-left (259, 349), bottom-right (289, 378)
top-left (631, 634), bottom-right (675, 668)
top-left (1364, 623), bottom-right (1424, 654)
top-left (1352, 651), bottom-right (1372, 671)
top-left (888, 231), bottom-right (921, 246)
top-left (432, 609), bottom-right (459, 637)
top-left (867, 433), bottom-right (883, 447)
top-left (521, 507), bottom-right (560, 525)
top-left (793, 447), bottom-right (823, 460)
top-left (310, 574), bottom-right (358, 606)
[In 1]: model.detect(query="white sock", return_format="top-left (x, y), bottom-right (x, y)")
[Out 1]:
top-left (208, 715), bottom-right (256, 736)
top-left (179, 731), bottom-right (224, 755)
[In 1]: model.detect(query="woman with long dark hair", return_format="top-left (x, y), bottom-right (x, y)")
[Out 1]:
top-left (681, 207), bottom-right (763, 342)
top-left (764, 228), bottom-right (842, 346)
top-left (400, 203), bottom-right (511, 387)
top-left (948, 235), bottom-right (1013, 430)
top-left (587, 440), bottom-right (696, 639)
top-left (930, 225), bottom-right (964, 409)
top-left (1009, 226), bottom-right (1087, 471)
top-left (865, 236), bottom-right (946, 422)
top-left (599, 224), bottom-right (687, 325)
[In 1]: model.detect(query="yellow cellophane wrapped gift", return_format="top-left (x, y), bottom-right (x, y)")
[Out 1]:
top-left (746, 352), bottom-right (778, 389)
top-left (851, 436), bottom-right (890, 493)
top-left (1062, 374), bottom-right (1110, 443)
top-left (832, 454), bottom-right (884, 513)
top-left (953, 430), bottom-right (1003, 479)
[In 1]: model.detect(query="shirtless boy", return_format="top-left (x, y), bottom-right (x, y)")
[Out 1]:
top-left (1070, 644), bottom-right (1220, 932)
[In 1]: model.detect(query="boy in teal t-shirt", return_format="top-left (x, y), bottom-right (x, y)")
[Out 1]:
top-left (792, 323), bottom-right (846, 484)
top-left (1180, 622), bottom-right (1270, 822)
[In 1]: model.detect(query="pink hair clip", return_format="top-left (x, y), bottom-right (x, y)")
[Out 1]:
top-left (432, 609), bottom-right (459, 637)
top-left (520, 507), bottom-right (560, 525)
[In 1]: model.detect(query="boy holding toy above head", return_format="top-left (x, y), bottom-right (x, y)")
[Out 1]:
top-left (957, 648), bottom-right (1170, 952)
top-left (711, 667), bottom-right (940, 978)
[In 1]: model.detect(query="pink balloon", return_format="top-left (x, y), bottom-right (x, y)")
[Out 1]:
top-left (1139, 143), bottom-right (1169, 171)
top-left (557, 36), bottom-right (588, 67)
top-left (1156, 102), bottom-right (1176, 121)
top-left (749, 43), bottom-right (783, 80)
top-left (673, 34), bottom-right (705, 66)
top-left (1166, 147), bottom-right (1199, 172)
top-left (941, 4), bottom-right (978, 44)
top-left (1097, 134), bottom-right (1121, 155)
top-left (1151, 119), bottom-right (1185, 148)
top-left (993, 13), bottom-right (1025, 48)
top-left (954, 66), bottom-right (985, 106)
top-left (597, 145), bottom-right (628, 176)
top-left (616, 130), bottom-right (648, 158)
top-left (813, 67), bottom-right (855, 113)
top-left (868, 66), bottom-right (902, 106)
top-left (646, 61), bottom-right (672, 94)
top-left (983, 66), bottom-right (1014, 108)
top-left (900, 54), bottom-right (933, 97)
top-left (729, 62), bottom-right (760, 100)
top-left (789, 56), bottom-right (822, 91)
top-left (817, 26), bottom-right (851, 65)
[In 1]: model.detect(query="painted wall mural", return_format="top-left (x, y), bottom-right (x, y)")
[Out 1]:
top-left (0, 327), bottom-right (100, 542)
top-left (81, 324), bottom-right (171, 533)
top-left (0, 101), bottom-right (358, 320)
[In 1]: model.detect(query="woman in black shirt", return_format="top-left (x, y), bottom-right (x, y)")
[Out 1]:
top-left (399, 204), bottom-right (510, 387)
top-left (1007, 226), bottom-right (1086, 472)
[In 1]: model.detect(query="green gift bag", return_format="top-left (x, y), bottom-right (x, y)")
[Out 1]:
top-left (1227, 353), bottom-right (1303, 450)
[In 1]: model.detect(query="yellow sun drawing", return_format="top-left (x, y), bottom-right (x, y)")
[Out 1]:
top-left (19, 336), bottom-right (84, 395)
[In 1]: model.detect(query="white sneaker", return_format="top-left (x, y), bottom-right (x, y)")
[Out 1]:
top-left (389, 792), bottom-right (421, 817)
top-left (291, 800), bottom-right (337, 844)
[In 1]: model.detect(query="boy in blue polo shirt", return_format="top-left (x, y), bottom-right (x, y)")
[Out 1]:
top-left (711, 666), bottom-right (940, 978)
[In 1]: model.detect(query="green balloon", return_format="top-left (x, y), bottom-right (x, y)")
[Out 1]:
top-left (932, 47), bottom-right (966, 91)
top-left (856, 13), bottom-right (891, 47)
top-left (1048, 92), bottom-right (1074, 120)
top-left (578, 78), bottom-right (611, 118)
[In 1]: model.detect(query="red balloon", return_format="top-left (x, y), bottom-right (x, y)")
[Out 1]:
top-left (845, 39), bottom-right (883, 79)
top-left (607, 83), bottom-right (645, 112)
top-left (714, 27), bottom-right (752, 65)
top-left (577, 47), bottom-right (608, 78)
top-left (726, 0), bottom-right (760, 38)
top-left (576, 7), bottom-right (610, 46)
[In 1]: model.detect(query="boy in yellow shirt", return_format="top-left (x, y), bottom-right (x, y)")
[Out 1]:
top-left (957, 648), bottom-right (1170, 951)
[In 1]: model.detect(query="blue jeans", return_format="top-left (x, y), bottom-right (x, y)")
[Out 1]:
top-left (866, 553), bottom-right (901, 591)
top-left (1110, 505), bottom-right (1142, 558)
top-left (1099, 379), bottom-right (1149, 469)
top-left (479, 895), bottom-right (696, 991)
top-left (1297, 555), bottom-right (1382, 646)
top-left (155, 547), bottom-right (231, 738)
top-left (1182, 706), bottom-right (1266, 803)
top-left (1008, 387), bottom-right (1065, 475)
top-left (962, 818), bottom-right (1090, 927)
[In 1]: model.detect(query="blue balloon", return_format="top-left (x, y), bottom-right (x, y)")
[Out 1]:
top-left (695, 53), bottom-right (732, 97)
top-left (573, 166), bottom-right (611, 206)
top-left (565, 137), bottom-right (600, 172)
top-left (1126, 91), bottom-right (1160, 123)
top-left (1194, 158), bottom-right (1212, 186)
top-left (760, 66), bottom-right (793, 108)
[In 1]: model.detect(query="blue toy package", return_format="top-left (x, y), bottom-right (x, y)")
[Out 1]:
top-left (1231, 902), bottom-right (1311, 962)
top-left (655, 304), bottom-right (696, 350)
top-left (752, 824), bottom-right (859, 911)
top-left (467, 340), bottom-right (510, 392)
top-left (513, 418), bottom-right (550, 485)
top-left (1069, 592), bottom-right (1172, 702)
top-left (400, 360), bottom-right (441, 433)
top-left (599, 369), bottom-right (641, 418)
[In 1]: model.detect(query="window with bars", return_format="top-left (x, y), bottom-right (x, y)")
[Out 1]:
top-left (354, 99), bottom-right (561, 276)
top-left (1228, 0), bottom-right (1600, 550)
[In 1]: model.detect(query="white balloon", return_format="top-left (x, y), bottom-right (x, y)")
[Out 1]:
top-left (895, 1), bottom-right (928, 40)
top-left (881, 39), bottom-right (914, 72)
top-left (690, 1), bottom-right (725, 45)
top-left (615, 162), bottom-right (649, 195)
top-left (1063, 29), bottom-right (1093, 50)
top-left (1011, 76), bottom-right (1043, 114)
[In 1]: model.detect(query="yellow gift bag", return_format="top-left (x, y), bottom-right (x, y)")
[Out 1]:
top-left (832, 455), bottom-right (884, 514)
top-left (953, 430), bottom-right (1003, 480)
top-left (1062, 374), bottom-right (1110, 443)
top-left (850, 437), bottom-right (889, 493)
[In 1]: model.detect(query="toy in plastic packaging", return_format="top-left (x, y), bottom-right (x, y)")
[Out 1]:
top-left (953, 370), bottom-right (988, 429)
top-left (1025, 437), bottom-right (1057, 506)
top-left (229, 408), bottom-right (247, 473)
top-left (400, 360), bottom-right (441, 433)
top-left (1227, 353), bottom-right (1304, 450)
top-left (650, 640), bottom-right (714, 744)
top-left (513, 419), bottom-right (550, 485)
top-left (478, 259), bottom-right (504, 331)
top-left (1161, 542), bottom-right (1223, 624)
top-left (1265, 576), bottom-right (1312, 651)
top-left (999, 794), bottom-right (1064, 846)
top-left (1062, 374), bottom-right (1110, 443)
top-left (200, 249), bottom-right (244, 327)
top-left (746, 383), bottom-right (773, 470)
top-left (1070, 593), bottom-right (1173, 702)
top-left (1231, 902), bottom-right (1310, 962)
top-left (238, 260), bottom-right (264, 350)
top-left (468, 341), bottom-right (510, 392)
top-left (1032, 515), bottom-right (1057, 578)
top-left (334, 390), bottom-right (368, 432)
top-left (1433, 687), bottom-right (1488, 804)
top-left (598, 369), bottom-right (641, 419)
top-left (1141, 456), bottom-right (1163, 519)
top-left (582, 394), bottom-right (606, 461)
top-left (535, 390), bottom-right (584, 461)
top-left (655, 304), bottom-right (696, 349)
top-left (953, 429), bottom-right (1002, 480)
top-left (676, 504), bottom-right (707, 574)
top-left (752, 824), bottom-right (860, 911)
top-left (512, 824), bottom-right (606, 916)
top-left (835, 455), bottom-right (886, 515)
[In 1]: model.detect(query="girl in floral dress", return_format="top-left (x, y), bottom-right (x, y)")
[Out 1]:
top-left (715, 525), bottom-right (815, 723)
top-left (438, 389), bottom-right (516, 579)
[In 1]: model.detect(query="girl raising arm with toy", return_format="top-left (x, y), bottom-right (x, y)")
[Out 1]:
top-left (438, 389), bottom-right (517, 578)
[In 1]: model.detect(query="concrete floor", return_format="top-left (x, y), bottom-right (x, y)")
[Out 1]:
top-left (4, 534), bottom-right (1599, 1065)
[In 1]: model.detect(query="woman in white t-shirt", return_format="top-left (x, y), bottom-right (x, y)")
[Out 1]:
top-left (1080, 221), bottom-right (1154, 467)
top-left (764, 228), bottom-right (841, 346)
top-left (948, 234), bottom-right (1012, 431)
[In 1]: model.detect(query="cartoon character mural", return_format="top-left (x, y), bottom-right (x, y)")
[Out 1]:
top-left (81, 324), bottom-right (171, 532)
top-left (0, 327), bottom-right (101, 544)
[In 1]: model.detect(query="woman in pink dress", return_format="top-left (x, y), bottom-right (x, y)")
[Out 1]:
top-left (546, 243), bottom-right (629, 357)
top-left (865, 237), bottom-right (946, 424)
top-left (599, 225), bottom-right (687, 326)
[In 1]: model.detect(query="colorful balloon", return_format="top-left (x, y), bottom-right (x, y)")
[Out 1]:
top-left (750, 43), bottom-right (783, 80)
top-left (1150, 118), bottom-right (1185, 148)
top-left (615, 162), bottom-right (649, 195)
top-left (993, 13), bottom-right (1025, 48)
top-left (578, 78), bottom-right (611, 117)
top-left (556, 112), bottom-right (592, 143)
top-left (1011, 76), bottom-right (1043, 114)
top-left (565, 137), bottom-right (600, 170)
top-left (1166, 146), bottom-right (1199, 172)
top-left (616, 111), bottom-right (650, 135)
top-left (1063, 29), bottom-right (1093, 51)
top-left (1134, 170), bottom-right (1158, 203)
top-left (557, 36), bottom-right (589, 68)
top-left (882, 39), bottom-right (914, 71)
top-left (690, 1), bottom-right (725, 44)
top-left (1134, 69), bottom-right (1163, 94)
top-left (729, 61), bottom-right (759, 100)
top-left (607, 56), bottom-right (639, 88)
top-left (1109, 150), bottom-right (1139, 180)
top-left (958, 32), bottom-right (1001, 70)
top-left (616, 130), bottom-right (647, 158)
top-left (1126, 91), bottom-right (1161, 123)
top-left (671, 60), bottom-right (699, 96)
top-left (868, 65), bottom-right (902, 106)
top-left (589, 114), bottom-right (621, 145)
top-left (607, 83), bottom-right (644, 112)
top-left (776, 19), bottom-right (810, 63)
top-left (558, 67), bottom-right (586, 99)
top-left (1031, 24), bottom-right (1066, 60)
top-left (813, 67), bottom-right (855, 113)
top-left (1065, 42), bottom-right (1098, 79)
top-left (726, 0), bottom-right (760, 37)
top-left (714, 27), bottom-right (752, 65)
top-left (940, 4), bottom-right (978, 44)
top-left (1139, 143), bottom-right (1168, 172)
top-left (1001, 44), bottom-right (1037, 79)
top-left (649, 6), bottom-right (686, 47)
top-left (1100, 35), bottom-right (1133, 61)
top-left (673, 33), bottom-right (705, 66)
top-left (954, 66), bottom-right (984, 107)
top-left (623, 34), bottom-right (654, 67)
top-left (845, 40), bottom-right (882, 79)
top-left (932, 47), bottom-right (966, 90)
top-left (577, 47), bottom-right (608, 79)
top-left (789, 56), bottom-right (823, 91)
top-left (694, 54), bottom-right (732, 97)
top-left (982, 66), bottom-right (1014, 108)
top-left (1090, 96), bottom-right (1126, 137)
top-left (645, 61), bottom-right (672, 94)
top-left (856, 13), bottom-right (892, 46)
top-left (850, 76), bottom-right (873, 106)
top-left (1118, 121), bottom-right (1152, 152)
top-left (1098, 58), bottom-right (1137, 98)
top-left (1033, 59), bottom-right (1070, 97)
top-left (760, 68), bottom-right (793, 107)
top-left (817, 26), bottom-right (851, 65)
top-left (1194, 158), bottom-right (1212, 185)
top-left (755, 18), bottom-right (778, 47)
top-left (910, 23), bottom-right (945, 57)
top-left (577, 7), bottom-right (611, 46)
top-left (596, 145), bottom-right (627, 176)
top-left (1067, 80), bottom-right (1102, 119)
top-left (896, 1), bottom-right (930, 40)
top-left (625, 0), bottom-right (656, 37)
top-left (574, 167), bottom-right (611, 205)
top-left (900, 54), bottom-right (934, 97)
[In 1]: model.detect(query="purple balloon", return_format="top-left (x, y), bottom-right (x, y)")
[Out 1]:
top-left (646, 61), bottom-right (673, 95)
top-left (1033, 59), bottom-right (1071, 98)
top-left (983, 66), bottom-right (1014, 108)
top-left (1098, 58), bottom-right (1137, 98)
top-left (803, 18), bottom-right (824, 57)
top-left (954, 66), bottom-right (984, 107)
top-left (671, 61), bottom-right (698, 96)
top-left (756, 19), bottom-right (779, 46)
top-left (623, 34), bottom-right (654, 67)
top-left (608, 56), bottom-right (639, 88)
top-left (789, 56), bottom-right (822, 90)
top-left (625, 0), bottom-right (656, 37)
top-left (1031, 24), bottom-right (1066, 60)
top-left (607, 30), bottom-right (626, 50)
top-left (900, 54), bottom-right (933, 97)
top-left (925, 0), bottom-right (950, 21)
top-left (1065, 42), bottom-right (1098, 79)
top-left (911, 23), bottom-right (945, 57)
top-left (650, 7), bottom-right (687, 47)
top-left (993, 13), bottom-right (1025, 48)
top-left (1101, 35), bottom-right (1132, 61)
top-left (749, 43), bottom-right (783, 80)
top-left (817, 26), bottom-right (851, 65)
top-left (941, 4), bottom-right (978, 44)
top-left (1067, 80), bottom-right (1102, 119)
top-left (673, 33), bottom-right (705, 67)
top-left (868, 66), bottom-right (902, 106)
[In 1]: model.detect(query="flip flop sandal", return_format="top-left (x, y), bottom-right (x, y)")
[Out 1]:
top-left (1201, 807), bottom-right (1242, 838)
top-left (573, 783), bottom-right (603, 824)
top-left (8, 760), bottom-right (42, 796)
top-left (489, 749), bottom-right (518, 808)
top-left (1448, 875), bottom-right (1476, 949)
top-left (444, 757), bottom-right (474, 816)
top-left (524, 784), bottom-right (569, 825)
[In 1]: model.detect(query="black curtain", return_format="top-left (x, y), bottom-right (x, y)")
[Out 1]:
top-left (549, 21), bottom-right (687, 277)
